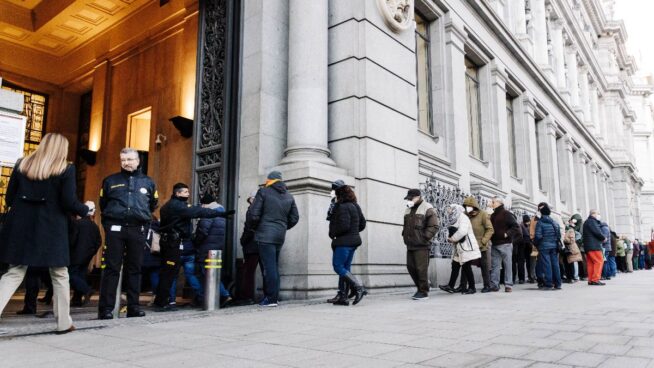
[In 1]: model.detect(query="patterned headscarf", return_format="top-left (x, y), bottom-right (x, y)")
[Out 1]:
top-left (446, 204), bottom-right (465, 226)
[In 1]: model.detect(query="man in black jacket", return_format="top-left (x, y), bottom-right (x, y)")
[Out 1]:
top-left (250, 171), bottom-right (299, 307)
top-left (98, 148), bottom-right (158, 319)
top-left (69, 201), bottom-right (102, 307)
top-left (489, 196), bottom-right (520, 292)
top-left (154, 183), bottom-right (233, 311)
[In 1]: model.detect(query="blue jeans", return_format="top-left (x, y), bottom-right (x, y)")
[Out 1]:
top-left (332, 247), bottom-right (356, 276)
top-left (197, 265), bottom-right (231, 298)
top-left (259, 242), bottom-right (282, 302)
top-left (538, 248), bottom-right (561, 288)
top-left (143, 266), bottom-right (176, 303)
top-left (180, 255), bottom-right (203, 297)
top-left (491, 243), bottom-right (513, 288)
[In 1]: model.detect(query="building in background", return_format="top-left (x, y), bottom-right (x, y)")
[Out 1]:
top-left (1, 0), bottom-right (653, 298)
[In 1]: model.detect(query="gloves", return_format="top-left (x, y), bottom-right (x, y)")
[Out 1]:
top-left (218, 209), bottom-right (236, 217)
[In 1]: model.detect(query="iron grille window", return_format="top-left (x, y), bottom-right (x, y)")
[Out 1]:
top-left (465, 58), bottom-right (483, 160)
top-left (0, 82), bottom-right (48, 214)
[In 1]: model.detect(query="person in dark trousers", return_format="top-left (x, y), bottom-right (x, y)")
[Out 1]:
top-left (69, 201), bottom-right (102, 307)
top-left (534, 204), bottom-right (562, 290)
top-left (520, 215), bottom-right (536, 283)
top-left (154, 183), bottom-right (233, 311)
top-left (489, 196), bottom-right (520, 292)
top-left (194, 193), bottom-right (232, 307)
top-left (327, 181), bottom-right (367, 306)
top-left (238, 190), bottom-right (263, 304)
top-left (17, 267), bottom-right (52, 315)
top-left (250, 171), bottom-right (300, 307)
top-left (98, 148), bottom-right (157, 320)
top-left (583, 210), bottom-right (607, 285)
top-left (0, 133), bottom-right (89, 334)
top-left (402, 189), bottom-right (439, 300)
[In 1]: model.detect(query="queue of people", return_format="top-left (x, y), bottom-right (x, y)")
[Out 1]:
top-left (0, 133), bottom-right (651, 334)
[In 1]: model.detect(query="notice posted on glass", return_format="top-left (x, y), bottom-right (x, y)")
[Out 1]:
top-left (0, 111), bottom-right (26, 166)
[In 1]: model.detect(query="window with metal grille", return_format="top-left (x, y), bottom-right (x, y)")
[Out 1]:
top-left (0, 82), bottom-right (48, 214)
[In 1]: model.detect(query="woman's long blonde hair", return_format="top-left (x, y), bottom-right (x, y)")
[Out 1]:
top-left (18, 133), bottom-right (69, 180)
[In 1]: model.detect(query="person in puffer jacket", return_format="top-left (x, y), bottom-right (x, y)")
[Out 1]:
top-left (194, 194), bottom-right (231, 307)
top-left (534, 204), bottom-right (562, 290)
top-left (439, 204), bottom-right (481, 295)
top-left (327, 181), bottom-right (367, 306)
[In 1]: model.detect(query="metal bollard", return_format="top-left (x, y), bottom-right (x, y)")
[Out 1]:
top-left (204, 250), bottom-right (222, 311)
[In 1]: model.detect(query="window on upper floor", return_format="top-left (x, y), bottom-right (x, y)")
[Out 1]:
top-left (465, 57), bottom-right (483, 160)
top-left (506, 94), bottom-right (518, 177)
top-left (415, 11), bottom-right (433, 135)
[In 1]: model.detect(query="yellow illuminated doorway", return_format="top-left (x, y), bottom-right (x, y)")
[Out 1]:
top-left (126, 107), bottom-right (151, 175)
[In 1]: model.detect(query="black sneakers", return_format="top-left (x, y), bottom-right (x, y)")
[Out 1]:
top-left (411, 292), bottom-right (429, 300)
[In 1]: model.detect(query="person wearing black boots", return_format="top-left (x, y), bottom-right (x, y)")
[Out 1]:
top-left (439, 204), bottom-right (481, 295)
top-left (327, 181), bottom-right (367, 306)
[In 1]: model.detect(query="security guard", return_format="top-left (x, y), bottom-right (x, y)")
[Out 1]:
top-left (98, 147), bottom-right (158, 319)
top-left (154, 183), bottom-right (234, 311)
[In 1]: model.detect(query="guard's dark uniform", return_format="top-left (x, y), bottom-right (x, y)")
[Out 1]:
top-left (154, 196), bottom-right (226, 308)
top-left (98, 168), bottom-right (157, 317)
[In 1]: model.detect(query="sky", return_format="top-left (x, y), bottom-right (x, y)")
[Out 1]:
top-left (613, 0), bottom-right (654, 75)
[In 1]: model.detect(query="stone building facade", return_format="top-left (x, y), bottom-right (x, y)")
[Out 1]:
top-left (1, 0), bottom-right (653, 299)
top-left (239, 0), bottom-right (654, 298)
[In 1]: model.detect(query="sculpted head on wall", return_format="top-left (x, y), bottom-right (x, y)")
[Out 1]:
top-left (377, 0), bottom-right (414, 33)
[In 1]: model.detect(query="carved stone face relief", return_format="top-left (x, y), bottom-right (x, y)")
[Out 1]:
top-left (376, 0), bottom-right (414, 33)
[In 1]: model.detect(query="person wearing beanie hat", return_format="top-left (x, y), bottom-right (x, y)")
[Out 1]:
top-left (534, 203), bottom-right (562, 290)
top-left (250, 172), bottom-right (299, 307)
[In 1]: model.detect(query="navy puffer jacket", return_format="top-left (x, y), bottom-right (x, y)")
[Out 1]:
top-left (194, 204), bottom-right (226, 262)
top-left (534, 215), bottom-right (561, 250)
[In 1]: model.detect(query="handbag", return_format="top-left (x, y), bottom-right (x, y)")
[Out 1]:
top-left (149, 229), bottom-right (161, 254)
top-left (550, 222), bottom-right (567, 254)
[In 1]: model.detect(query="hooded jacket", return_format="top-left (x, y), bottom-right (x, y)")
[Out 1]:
top-left (250, 181), bottom-right (300, 244)
top-left (463, 197), bottom-right (494, 252)
top-left (402, 199), bottom-right (439, 250)
top-left (448, 205), bottom-right (482, 264)
top-left (194, 202), bottom-right (226, 261)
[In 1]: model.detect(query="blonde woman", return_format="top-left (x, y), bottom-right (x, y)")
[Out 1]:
top-left (0, 133), bottom-right (89, 334)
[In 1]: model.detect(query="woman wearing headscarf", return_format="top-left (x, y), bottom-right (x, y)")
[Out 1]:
top-left (0, 133), bottom-right (89, 334)
top-left (439, 204), bottom-right (481, 294)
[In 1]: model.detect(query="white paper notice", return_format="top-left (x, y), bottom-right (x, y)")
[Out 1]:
top-left (0, 111), bottom-right (26, 165)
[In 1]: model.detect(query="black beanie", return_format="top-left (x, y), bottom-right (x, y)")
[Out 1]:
top-left (540, 205), bottom-right (551, 216)
top-left (200, 193), bottom-right (215, 204)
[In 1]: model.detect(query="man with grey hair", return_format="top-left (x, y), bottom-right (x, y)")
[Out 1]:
top-left (489, 196), bottom-right (520, 292)
top-left (98, 148), bottom-right (158, 319)
top-left (582, 209), bottom-right (606, 285)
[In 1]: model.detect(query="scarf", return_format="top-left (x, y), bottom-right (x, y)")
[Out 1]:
top-left (265, 179), bottom-right (280, 187)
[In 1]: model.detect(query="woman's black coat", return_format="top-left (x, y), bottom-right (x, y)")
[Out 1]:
top-left (0, 164), bottom-right (89, 267)
top-left (328, 201), bottom-right (366, 248)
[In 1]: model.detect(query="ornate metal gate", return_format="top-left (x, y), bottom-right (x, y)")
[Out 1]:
top-left (420, 176), bottom-right (534, 258)
top-left (193, 0), bottom-right (242, 278)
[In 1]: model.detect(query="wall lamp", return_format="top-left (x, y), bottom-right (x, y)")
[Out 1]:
top-left (79, 149), bottom-right (97, 166)
top-left (169, 116), bottom-right (193, 138)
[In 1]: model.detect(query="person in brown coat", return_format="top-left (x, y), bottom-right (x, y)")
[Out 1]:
top-left (456, 196), bottom-right (494, 293)
top-left (402, 189), bottom-right (439, 300)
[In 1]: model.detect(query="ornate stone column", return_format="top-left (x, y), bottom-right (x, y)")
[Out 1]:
top-left (545, 121), bottom-right (562, 209)
top-left (282, 0), bottom-right (334, 165)
top-left (510, 0), bottom-right (527, 34)
top-left (589, 81), bottom-right (600, 135)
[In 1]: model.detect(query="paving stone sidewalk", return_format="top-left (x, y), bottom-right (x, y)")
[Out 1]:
top-left (2, 270), bottom-right (654, 368)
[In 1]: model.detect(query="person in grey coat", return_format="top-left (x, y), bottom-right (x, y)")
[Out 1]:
top-left (250, 171), bottom-right (299, 307)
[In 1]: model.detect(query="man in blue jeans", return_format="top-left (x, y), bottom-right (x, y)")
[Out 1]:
top-left (489, 196), bottom-right (520, 292)
top-left (534, 204), bottom-right (562, 290)
top-left (249, 171), bottom-right (299, 307)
